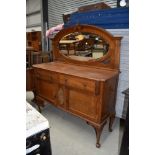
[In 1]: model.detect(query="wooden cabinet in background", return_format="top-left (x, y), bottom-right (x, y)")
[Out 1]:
top-left (26, 31), bottom-right (42, 52)
top-left (26, 68), bottom-right (34, 91)
top-left (32, 25), bottom-right (122, 148)
top-left (26, 46), bottom-right (51, 92)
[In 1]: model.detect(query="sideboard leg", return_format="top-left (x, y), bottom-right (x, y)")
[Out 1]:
top-left (32, 91), bottom-right (43, 113)
top-left (36, 97), bottom-right (44, 113)
top-left (95, 127), bottom-right (102, 148)
top-left (87, 121), bottom-right (107, 148)
top-left (109, 113), bottom-right (115, 132)
top-left (37, 104), bottom-right (42, 113)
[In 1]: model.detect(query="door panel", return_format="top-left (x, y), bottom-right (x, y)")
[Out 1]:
top-left (57, 87), bottom-right (66, 109)
top-left (36, 79), bottom-right (58, 104)
top-left (68, 89), bottom-right (97, 120)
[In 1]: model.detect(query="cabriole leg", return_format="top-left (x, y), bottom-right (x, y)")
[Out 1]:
top-left (94, 126), bottom-right (103, 148)
top-left (87, 121), bottom-right (107, 148)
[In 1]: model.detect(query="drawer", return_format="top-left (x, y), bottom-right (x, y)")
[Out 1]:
top-left (34, 69), bottom-right (58, 83)
top-left (59, 74), bottom-right (99, 94)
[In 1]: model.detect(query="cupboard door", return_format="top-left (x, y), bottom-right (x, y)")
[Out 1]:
top-left (68, 89), bottom-right (98, 121)
top-left (35, 78), bottom-right (58, 104)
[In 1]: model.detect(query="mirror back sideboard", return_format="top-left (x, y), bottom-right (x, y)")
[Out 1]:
top-left (32, 24), bottom-right (122, 148)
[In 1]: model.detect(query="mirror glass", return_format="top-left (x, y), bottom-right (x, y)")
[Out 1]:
top-left (59, 32), bottom-right (109, 61)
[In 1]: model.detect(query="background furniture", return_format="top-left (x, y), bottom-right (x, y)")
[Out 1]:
top-left (26, 46), bottom-right (51, 91)
top-left (26, 46), bottom-right (34, 68)
top-left (59, 40), bottom-right (78, 55)
top-left (32, 25), bottom-right (122, 148)
top-left (26, 31), bottom-right (42, 52)
top-left (26, 68), bottom-right (34, 91)
top-left (26, 47), bottom-right (35, 91)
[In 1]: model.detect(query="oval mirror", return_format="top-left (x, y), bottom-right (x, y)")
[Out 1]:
top-left (59, 32), bottom-right (109, 61)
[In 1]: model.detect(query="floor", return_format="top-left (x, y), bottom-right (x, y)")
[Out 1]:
top-left (26, 91), bottom-right (123, 155)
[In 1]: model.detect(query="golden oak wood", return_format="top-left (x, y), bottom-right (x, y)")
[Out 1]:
top-left (32, 24), bottom-right (122, 148)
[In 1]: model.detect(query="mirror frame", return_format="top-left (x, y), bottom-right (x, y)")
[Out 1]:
top-left (52, 24), bottom-right (122, 70)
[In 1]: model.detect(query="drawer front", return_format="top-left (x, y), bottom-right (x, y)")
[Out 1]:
top-left (34, 69), bottom-right (58, 83)
top-left (59, 74), bottom-right (98, 94)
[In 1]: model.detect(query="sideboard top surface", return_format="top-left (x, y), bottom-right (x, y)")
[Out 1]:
top-left (33, 61), bottom-right (118, 81)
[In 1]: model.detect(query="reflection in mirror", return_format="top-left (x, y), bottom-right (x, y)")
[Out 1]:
top-left (59, 32), bottom-right (109, 61)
